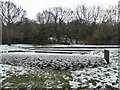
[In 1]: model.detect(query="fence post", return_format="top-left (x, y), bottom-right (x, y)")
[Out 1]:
top-left (0, 21), bottom-right (2, 45)
top-left (0, 21), bottom-right (2, 89)
top-left (104, 50), bottom-right (109, 64)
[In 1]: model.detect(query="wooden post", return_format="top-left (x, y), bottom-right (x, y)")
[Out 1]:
top-left (0, 21), bottom-right (2, 45)
top-left (104, 50), bottom-right (109, 64)
top-left (0, 22), bottom-right (2, 64)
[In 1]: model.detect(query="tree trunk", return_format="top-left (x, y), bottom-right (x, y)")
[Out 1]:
top-left (7, 25), bottom-right (11, 46)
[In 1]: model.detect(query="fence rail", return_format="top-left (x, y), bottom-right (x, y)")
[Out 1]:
top-left (23, 46), bottom-right (120, 49)
top-left (4, 47), bottom-right (111, 64)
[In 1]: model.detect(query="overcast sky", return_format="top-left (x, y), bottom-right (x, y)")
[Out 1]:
top-left (1, 0), bottom-right (119, 19)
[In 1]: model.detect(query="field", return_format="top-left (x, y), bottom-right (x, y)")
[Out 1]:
top-left (0, 44), bottom-right (119, 89)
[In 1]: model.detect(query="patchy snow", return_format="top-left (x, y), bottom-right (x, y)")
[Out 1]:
top-left (0, 44), bottom-right (108, 70)
top-left (0, 44), bottom-right (119, 89)
top-left (36, 44), bottom-right (119, 47)
top-left (11, 44), bottom-right (36, 48)
top-left (69, 81), bottom-right (80, 88)
top-left (0, 64), bottom-right (28, 84)
top-left (0, 45), bottom-right (26, 53)
top-left (69, 49), bottom-right (119, 89)
top-left (1, 52), bottom-right (107, 70)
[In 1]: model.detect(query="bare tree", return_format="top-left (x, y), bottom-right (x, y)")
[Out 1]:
top-left (75, 5), bottom-right (92, 23)
top-left (49, 7), bottom-right (62, 24)
top-left (36, 12), bottom-right (45, 24)
top-left (36, 10), bottom-right (53, 24)
top-left (54, 7), bottom-right (75, 24)
top-left (0, 1), bottom-right (26, 45)
top-left (91, 6), bottom-right (101, 23)
top-left (57, 7), bottom-right (65, 24)
top-left (101, 6), bottom-right (117, 23)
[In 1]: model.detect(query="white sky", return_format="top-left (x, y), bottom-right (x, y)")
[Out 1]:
top-left (1, 0), bottom-right (119, 19)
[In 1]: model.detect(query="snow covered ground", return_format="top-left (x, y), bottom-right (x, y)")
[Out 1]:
top-left (11, 44), bottom-right (119, 48)
top-left (0, 45), bottom-right (107, 70)
top-left (0, 64), bottom-right (29, 85)
top-left (1, 53), bottom-right (107, 70)
top-left (70, 49), bottom-right (119, 88)
top-left (0, 44), bottom-right (119, 89)
top-left (0, 45), bottom-right (26, 53)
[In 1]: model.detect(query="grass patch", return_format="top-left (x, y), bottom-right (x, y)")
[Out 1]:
top-left (2, 68), bottom-right (72, 88)
top-left (87, 79), bottom-right (100, 86)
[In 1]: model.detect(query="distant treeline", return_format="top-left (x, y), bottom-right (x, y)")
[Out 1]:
top-left (1, 1), bottom-right (119, 45)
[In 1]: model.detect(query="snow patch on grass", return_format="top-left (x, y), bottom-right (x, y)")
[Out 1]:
top-left (0, 44), bottom-right (119, 89)
top-left (0, 64), bottom-right (29, 84)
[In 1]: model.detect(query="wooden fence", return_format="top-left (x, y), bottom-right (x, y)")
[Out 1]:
top-left (6, 45), bottom-right (116, 64)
